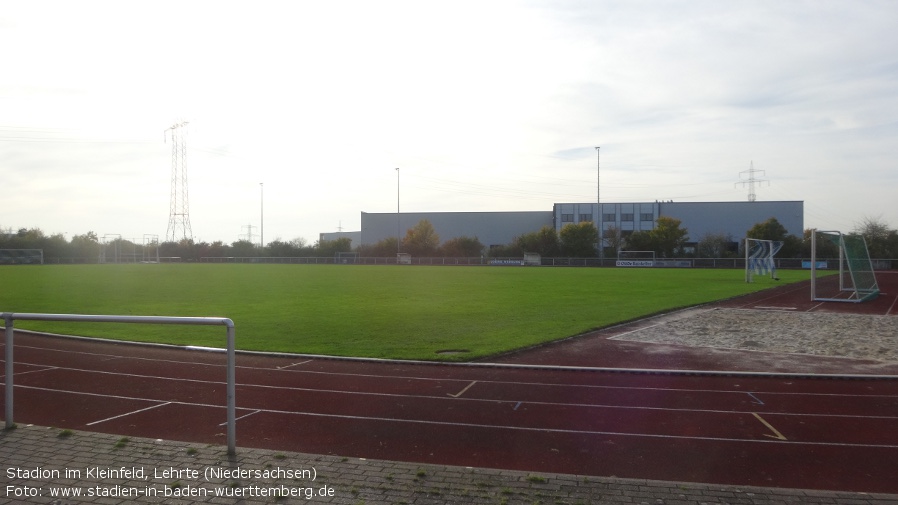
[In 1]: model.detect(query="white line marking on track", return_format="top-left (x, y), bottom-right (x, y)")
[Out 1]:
top-left (12, 366), bottom-right (59, 377)
top-left (86, 402), bottom-right (171, 426)
top-left (220, 410), bottom-right (261, 426)
top-left (15, 384), bottom-right (898, 449)
top-left (747, 392), bottom-right (764, 405)
top-left (448, 380), bottom-right (478, 398)
top-left (14, 360), bottom-right (898, 417)
top-left (277, 360), bottom-right (312, 370)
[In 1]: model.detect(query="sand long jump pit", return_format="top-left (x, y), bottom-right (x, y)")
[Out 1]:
top-left (610, 307), bottom-right (898, 364)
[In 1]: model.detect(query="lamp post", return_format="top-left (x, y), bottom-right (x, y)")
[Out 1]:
top-left (396, 168), bottom-right (400, 255)
top-left (260, 182), bottom-right (264, 249)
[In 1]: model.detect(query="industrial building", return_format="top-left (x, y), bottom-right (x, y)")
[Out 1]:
top-left (356, 201), bottom-right (803, 254)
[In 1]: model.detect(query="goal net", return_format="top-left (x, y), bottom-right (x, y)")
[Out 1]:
top-left (811, 230), bottom-right (879, 302)
top-left (616, 250), bottom-right (655, 267)
top-left (745, 238), bottom-right (783, 283)
top-left (396, 253), bottom-right (412, 265)
top-left (335, 251), bottom-right (359, 264)
top-left (523, 252), bottom-right (541, 266)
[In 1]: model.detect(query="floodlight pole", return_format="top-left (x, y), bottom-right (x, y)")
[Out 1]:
top-left (259, 182), bottom-right (264, 249)
top-left (396, 168), bottom-right (400, 255)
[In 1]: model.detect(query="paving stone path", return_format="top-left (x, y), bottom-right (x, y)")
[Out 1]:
top-left (3, 424), bottom-right (897, 504)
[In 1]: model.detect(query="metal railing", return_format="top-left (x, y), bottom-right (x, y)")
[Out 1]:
top-left (2, 313), bottom-right (237, 455)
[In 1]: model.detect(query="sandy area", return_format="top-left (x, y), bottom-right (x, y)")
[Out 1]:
top-left (610, 307), bottom-right (898, 363)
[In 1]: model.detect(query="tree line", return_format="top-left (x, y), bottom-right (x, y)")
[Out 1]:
top-left (3, 215), bottom-right (897, 263)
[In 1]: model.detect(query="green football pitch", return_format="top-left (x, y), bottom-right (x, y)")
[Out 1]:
top-left (0, 264), bottom-right (805, 360)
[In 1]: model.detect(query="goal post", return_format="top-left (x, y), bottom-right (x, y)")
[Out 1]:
top-left (396, 253), bottom-right (412, 265)
top-left (745, 238), bottom-right (783, 283)
top-left (810, 230), bottom-right (879, 302)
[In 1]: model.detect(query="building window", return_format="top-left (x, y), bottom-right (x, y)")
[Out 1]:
top-left (640, 213), bottom-right (654, 221)
top-left (621, 213), bottom-right (634, 222)
top-left (579, 214), bottom-right (592, 222)
top-left (561, 214), bottom-right (574, 222)
top-left (603, 213), bottom-right (616, 222)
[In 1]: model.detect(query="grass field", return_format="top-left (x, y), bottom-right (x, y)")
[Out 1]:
top-left (0, 264), bottom-right (806, 360)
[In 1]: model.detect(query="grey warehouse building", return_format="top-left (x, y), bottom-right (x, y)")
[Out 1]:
top-left (360, 201), bottom-right (804, 252)
top-left (361, 211), bottom-right (554, 250)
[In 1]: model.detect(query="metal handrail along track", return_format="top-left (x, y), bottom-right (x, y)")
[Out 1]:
top-left (2, 312), bottom-right (237, 455)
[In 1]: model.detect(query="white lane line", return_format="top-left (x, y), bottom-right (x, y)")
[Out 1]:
top-left (86, 402), bottom-right (171, 426)
top-left (21, 359), bottom-right (898, 402)
top-left (747, 392), bottom-right (765, 405)
top-left (220, 410), bottom-right (261, 426)
top-left (12, 366), bottom-right (59, 377)
top-left (16, 384), bottom-right (898, 449)
top-left (11, 362), bottom-right (898, 420)
top-left (448, 380), bottom-right (478, 398)
top-left (277, 360), bottom-right (313, 370)
top-left (254, 407), bottom-right (898, 450)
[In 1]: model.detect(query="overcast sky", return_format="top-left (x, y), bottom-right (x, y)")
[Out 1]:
top-left (3, 1), bottom-right (897, 245)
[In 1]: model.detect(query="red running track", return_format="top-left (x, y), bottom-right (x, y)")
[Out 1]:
top-left (3, 331), bottom-right (898, 494)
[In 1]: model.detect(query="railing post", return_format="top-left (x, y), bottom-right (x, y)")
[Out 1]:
top-left (4, 313), bottom-right (13, 429)
top-left (226, 321), bottom-right (236, 456)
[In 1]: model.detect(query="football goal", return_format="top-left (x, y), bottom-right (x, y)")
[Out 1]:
top-left (335, 251), bottom-right (360, 264)
top-left (810, 230), bottom-right (879, 303)
top-left (396, 253), bottom-right (412, 265)
top-left (745, 238), bottom-right (783, 283)
top-left (523, 252), bottom-right (541, 266)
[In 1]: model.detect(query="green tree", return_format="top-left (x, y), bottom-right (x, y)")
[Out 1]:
top-left (623, 230), bottom-right (653, 253)
top-left (402, 219), bottom-right (440, 256)
top-left (559, 222), bottom-right (598, 257)
top-left (230, 239), bottom-right (258, 257)
top-left (70, 231), bottom-right (100, 262)
top-left (603, 225), bottom-right (624, 257)
top-left (515, 226), bottom-right (559, 257)
top-left (317, 237), bottom-right (352, 257)
top-left (440, 236), bottom-right (485, 257)
top-left (488, 242), bottom-right (523, 258)
top-left (747, 217), bottom-right (803, 257)
top-left (854, 216), bottom-right (897, 258)
top-left (747, 217), bottom-right (788, 241)
top-left (695, 232), bottom-right (735, 258)
top-left (358, 237), bottom-right (399, 257)
top-left (651, 217), bottom-right (689, 257)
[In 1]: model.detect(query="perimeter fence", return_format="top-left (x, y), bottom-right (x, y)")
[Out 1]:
top-left (193, 256), bottom-right (898, 269)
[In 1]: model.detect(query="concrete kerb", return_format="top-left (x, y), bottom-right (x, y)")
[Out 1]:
top-left (3, 424), bottom-right (898, 505)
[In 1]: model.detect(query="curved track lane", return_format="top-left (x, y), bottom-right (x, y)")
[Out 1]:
top-left (3, 333), bottom-right (898, 494)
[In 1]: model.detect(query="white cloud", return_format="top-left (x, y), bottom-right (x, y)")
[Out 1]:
top-left (2, 0), bottom-right (897, 243)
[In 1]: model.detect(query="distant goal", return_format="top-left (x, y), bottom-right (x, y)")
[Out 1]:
top-left (396, 253), bottom-right (412, 265)
top-left (523, 252), bottom-right (541, 266)
top-left (745, 238), bottom-right (783, 283)
top-left (335, 252), bottom-right (359, 264)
